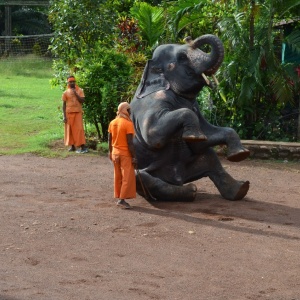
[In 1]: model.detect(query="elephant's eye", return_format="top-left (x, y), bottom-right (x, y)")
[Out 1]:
top-left (186, 67), bottom-right (196, 77)
top-left (177, 52), bottom-right (187, 63)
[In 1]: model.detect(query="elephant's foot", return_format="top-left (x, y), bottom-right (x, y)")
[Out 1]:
top-left (136, 171), bottom-right (197, 201)
top-left (220, 180), bottom-right (250, 201)
top-left (182, 127), bottom-right (207, 142)
top-left (227, 148), bottom-right (250, 162)
top-left (211, 168), bottom-right (250, 201)
top-left (232, 180), bottom-right (250, 200)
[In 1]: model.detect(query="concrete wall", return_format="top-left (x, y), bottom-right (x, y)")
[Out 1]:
top-left (216, 140), bottom-right (300, 161)
top-left (242, 140), bottom-right (300, 161)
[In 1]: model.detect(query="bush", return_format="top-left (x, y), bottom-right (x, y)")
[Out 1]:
top-left (77, 46), bottom-right (133, 141)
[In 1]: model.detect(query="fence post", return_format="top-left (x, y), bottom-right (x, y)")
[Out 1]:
top-left (4, 6), bottom-right (12, 53)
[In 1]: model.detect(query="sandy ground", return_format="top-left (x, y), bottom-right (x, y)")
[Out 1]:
top-left (0, 153), bottom-right (300, 300)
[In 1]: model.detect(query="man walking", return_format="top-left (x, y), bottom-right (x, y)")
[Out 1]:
top-left (108, 102), bottom-right (137, 209)
top-left (62, 76), bottom-right (88, 153)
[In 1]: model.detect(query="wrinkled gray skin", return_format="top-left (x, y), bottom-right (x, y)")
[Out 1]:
top-left (131, 34), bottom-right (250, 202)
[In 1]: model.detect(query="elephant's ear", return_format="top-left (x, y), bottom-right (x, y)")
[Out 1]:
top-left (136, 59), bottom-right (170, 99)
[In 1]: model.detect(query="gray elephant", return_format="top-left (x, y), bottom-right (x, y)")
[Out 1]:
top-left (130, 34), bottom-right (250, 202)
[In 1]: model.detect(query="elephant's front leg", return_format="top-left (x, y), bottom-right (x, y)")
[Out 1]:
top-left (136, 170), bottom-right (197, 201)
top-left (189, 124), bottom-right (250, 162)
top-left (143, 108), bottom-right (207, 149)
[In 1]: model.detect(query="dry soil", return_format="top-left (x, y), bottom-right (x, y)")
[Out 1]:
top-left (0, 153), bottom-right (300, 300)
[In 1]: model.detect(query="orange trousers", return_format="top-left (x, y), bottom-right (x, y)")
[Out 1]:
top-left (112, 154), bottom-right (136, 199)
top-left (64, 112), bottom-right (86, 147)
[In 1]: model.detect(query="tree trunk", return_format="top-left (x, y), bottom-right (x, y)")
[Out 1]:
top-left (249, 0), bottom-right (255, 50)
top-left (297, 99), bottom-right (300, 141)
top-left (94, 119), bottom-right (102, 141)
top-left (100, 121), bottom-right (109, 142)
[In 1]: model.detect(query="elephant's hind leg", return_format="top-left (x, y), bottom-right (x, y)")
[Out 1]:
top-left (210, 170), bottom-right (250, 201)
top-left (136, 170), bottom-right (197, 202)
top-left (232, 180), bottom-right (250, 200)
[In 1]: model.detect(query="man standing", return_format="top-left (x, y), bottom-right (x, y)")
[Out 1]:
top-left (62, 76), bottom-right (88, 153)
top-left (108, 102), bottom-right (137, 209)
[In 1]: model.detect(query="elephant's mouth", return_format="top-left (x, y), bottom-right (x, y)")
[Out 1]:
top-left (201, 73), bottom-right (219, 86)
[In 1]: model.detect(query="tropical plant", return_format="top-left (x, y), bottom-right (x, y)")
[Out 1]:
top-left (130, 1), bottom-right (165, 48)
top-left (216, 0), bottom-right (300, 140)
top-left (115, 16), bottom-right (148, 101)
top-left (167, 0), bottom-right (234, 41)
top-left (76, 46), bottom-right (133, 141)
top-left (116, 16), bottom-right (143, 53)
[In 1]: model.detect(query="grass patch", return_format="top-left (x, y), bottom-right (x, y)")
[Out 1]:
top-left (0, 56), bottom-right (64, 156)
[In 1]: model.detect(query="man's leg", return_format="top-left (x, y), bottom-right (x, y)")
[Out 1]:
top-left (73, 113), bottom-right (86, 147)
top-left (64, 113), bottom-right (75, 147)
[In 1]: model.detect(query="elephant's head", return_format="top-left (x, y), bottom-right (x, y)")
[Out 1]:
top-left (136, 34), bottom-right (224, 99)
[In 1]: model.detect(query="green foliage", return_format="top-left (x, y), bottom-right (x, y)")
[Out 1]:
top-left (47, 0), bottom-right (300, 142)
top-left (123, 51), bottom-right (148, 101)
top-left (48, 0), bottom-right (116, 67)
top-left (208, 0), bottom-right (300, 141)
top-left (167, 0), bottom-right (235, 41)
top-left (130, 2), bottom-right (165, 48)
top-left (105, 0), bottom-right (135, 15)
top-left (0, 8), bottom-right (52, 35)
top-left (114, 16), bottom-right (149, 103)
top-left (165, 0), bottom-right (300, 141)
top-left (49, 0), bottom-right (134, 142)
top-left (77, 46), bottom-right (133, 141)
top-left (116, 17), bottom-right (143, 52)
top-left (32, 43), bottom-right (42, 56)
top-left (285, 29), bottom-right (300, 57)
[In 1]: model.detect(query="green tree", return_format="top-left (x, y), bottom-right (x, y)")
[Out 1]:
top-left (167, 0), bottom-right (300, 141)
top-left (48, 0), bottom-right (130, 141)
top-left (77, 46), bottom-right (133, 141)
top-left (48, 0), bottom-right (116, 70)
top-left (0, 6), bottom-right (51, 35)
top-left (217, 0), bottom-right (300, 140)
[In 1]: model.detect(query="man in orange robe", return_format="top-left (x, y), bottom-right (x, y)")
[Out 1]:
top-left (108, 102), bottom-right (137, 209)
top-left (62, 76), bottom-right (88, 153)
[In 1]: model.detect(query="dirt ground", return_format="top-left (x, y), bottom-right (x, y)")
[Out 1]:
top-left (0, 152), bottom-right (300, 300)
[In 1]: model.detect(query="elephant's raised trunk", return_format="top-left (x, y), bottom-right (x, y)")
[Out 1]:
top-left (185, 34), bottom-right (224, 76)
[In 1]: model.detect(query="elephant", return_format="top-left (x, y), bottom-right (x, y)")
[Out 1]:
top-left (130, 34), bottom-right (250, 202)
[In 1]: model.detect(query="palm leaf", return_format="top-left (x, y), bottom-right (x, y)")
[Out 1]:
top-left (285, 29), bottom-right (300, 55)
top-left (238, 75), bottom-right (256, 106)
top-left (270, 72), bottom-right (294, 104)
top-left (273, 0), bottom-right (300, 17)
top-left (130, 2), bottom-right (165, 48)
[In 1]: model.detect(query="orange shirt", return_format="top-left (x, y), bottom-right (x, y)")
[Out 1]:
top-left (62, 86), bottom-right (85, 113)
top-left (108, 117), bottom-right (135, 157)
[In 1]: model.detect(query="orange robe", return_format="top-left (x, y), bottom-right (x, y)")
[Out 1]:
top-left (108, 117), bottom-right (136, 199)
top-left (62, 86), bottom-right (86, 147)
